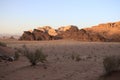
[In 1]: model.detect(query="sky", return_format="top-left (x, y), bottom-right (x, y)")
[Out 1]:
top-left (0, 0), bottom-right (120, 34)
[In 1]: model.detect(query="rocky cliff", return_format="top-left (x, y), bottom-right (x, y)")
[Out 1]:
top-left (19, 21), bottom-right (120, 42)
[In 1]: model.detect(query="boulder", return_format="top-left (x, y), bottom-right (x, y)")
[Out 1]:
top-left (48, 29), bottom-right (58, 36)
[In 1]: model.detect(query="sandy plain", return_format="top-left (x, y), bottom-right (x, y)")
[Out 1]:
top-left (0, 40), bottom-right (120, 80)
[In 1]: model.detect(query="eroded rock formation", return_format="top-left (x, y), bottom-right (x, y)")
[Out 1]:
top-left (19, 21), bottom-right (120, 42)
top-left (20, 26), bottom-right (60, 41)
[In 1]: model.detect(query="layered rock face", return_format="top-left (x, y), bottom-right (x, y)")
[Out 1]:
top-left (20, 21), bottom-right (120, 42)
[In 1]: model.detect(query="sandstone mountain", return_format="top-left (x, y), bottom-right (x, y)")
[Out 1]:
top-left (19, 21), bottom-right (120, 42)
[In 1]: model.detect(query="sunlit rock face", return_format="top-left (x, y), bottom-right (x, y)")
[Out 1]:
top-left (19, 21), bottom-right (120, 42)
top-left (48, 29), bottom-right (57, 36)
top-left (37, 26), bottom-right (57, 36)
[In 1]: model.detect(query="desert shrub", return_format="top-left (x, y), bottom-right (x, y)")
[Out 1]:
top-left (14, 51), bottom-right (20, 60)
top-left (23, 46), bottom-right (47, 66)
top-left (22, 44), bottom-right (29, 55)
top-left (71, 54), bottom-right (81, 62)
top-left (0, 42), bottom-right (7, 47)
top-left (103, 55), bottom-right (120, 74)
top-left (75, 55), bottom-right (81, 62)
top-left (71, 54), bottom-right (75, 60)
top-left (14, 47), bottom-right (23, 54)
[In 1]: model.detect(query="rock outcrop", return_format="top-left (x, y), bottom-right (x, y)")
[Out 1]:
top-left (58, 27), bottom-right (106, 41)
top-left (19, 21), bottom-right (120, 42)
top-left (85, 21), bottom-right (120, 41)
top-left (20, 26), bottom-right (60, 41)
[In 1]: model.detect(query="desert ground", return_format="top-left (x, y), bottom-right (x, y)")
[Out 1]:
top-left (0, 40), bottom-right (120, 80)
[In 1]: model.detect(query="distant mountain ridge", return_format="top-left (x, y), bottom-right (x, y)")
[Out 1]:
top-left (0, 34), bottom-right (20, 40)
top-left (19, 21), bottom-right (120, 42)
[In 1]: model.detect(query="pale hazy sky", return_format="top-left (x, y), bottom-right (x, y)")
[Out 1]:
top-left (0, 0), bottom-right (120, 34)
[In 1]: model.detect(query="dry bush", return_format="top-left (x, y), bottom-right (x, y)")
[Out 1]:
top-left (103, 55), bottom-right (120, 75)
top-left (14, 47), bottom-right (23, 54)
top-left (71, 54), bottom-right (75, 60)
top-left (23, 45), bottom-right (47, 66)
top-left (75, 55), bottom-right (81, 62)
top-left (14, 51), bottom-right (20, 60)
top-left (71, 54), bottom-right (81, 62)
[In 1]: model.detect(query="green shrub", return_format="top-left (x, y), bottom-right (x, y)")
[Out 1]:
top-left (0, 42), bottom-right (7, 47)
top-left (103, 55), bottom-right (120, 74)
top-left (24, 47), bottom-right (47, 66)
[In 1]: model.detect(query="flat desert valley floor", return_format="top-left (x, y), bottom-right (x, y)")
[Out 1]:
top-left (0, 40), bottom-right (120, 80)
